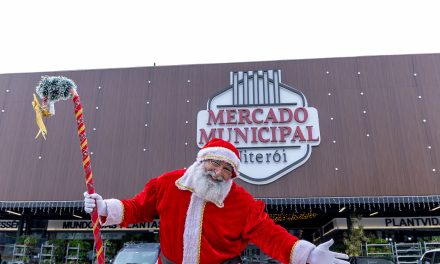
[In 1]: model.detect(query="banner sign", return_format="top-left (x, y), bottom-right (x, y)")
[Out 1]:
top-left (361, 217), bottom-right (440, 229)
top-left (47, 220), bottom-right (159, 231)
top-left (0, 220), bottom-right (20, 231)
top-left (324, 217), bottom-right (440, 233)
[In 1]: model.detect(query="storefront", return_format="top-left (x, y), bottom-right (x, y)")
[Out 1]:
top-left (1, 53), bottom-right (440, 261)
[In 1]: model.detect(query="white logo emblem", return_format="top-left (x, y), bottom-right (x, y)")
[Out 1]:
top-left (197, 70), bottom-right (320, 185)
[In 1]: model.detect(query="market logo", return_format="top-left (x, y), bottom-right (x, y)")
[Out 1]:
top-left (197, 70), bottom-right (320, 185)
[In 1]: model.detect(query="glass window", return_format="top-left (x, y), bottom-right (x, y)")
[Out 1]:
top-left (423, 252), bottom-right (433, 264)
top-left (432, 252), bottom-right (440, 264)
top-left (113, 250), bottom-right (158, 264)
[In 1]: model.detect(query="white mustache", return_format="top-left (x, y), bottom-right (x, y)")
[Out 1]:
top-left (205, 170), bottom-right (224, 182)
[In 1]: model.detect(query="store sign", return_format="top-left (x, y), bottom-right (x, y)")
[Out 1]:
top-left (0, 220), bottom-right (20, 231)
top-left (197, 70), bottom-right (320, 184)
top-left (47, 220), bottom-right (160, 231)
top-left (363, 217), bottom-right (440, 229)
top-left (325, 217), bottom-right (440, 232)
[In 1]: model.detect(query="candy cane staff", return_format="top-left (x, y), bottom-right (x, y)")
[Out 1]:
top-left (33, 76), bottom-right (105, 264)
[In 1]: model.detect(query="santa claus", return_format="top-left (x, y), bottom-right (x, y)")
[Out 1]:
top-left (84, 138), bottom-right (349, 264)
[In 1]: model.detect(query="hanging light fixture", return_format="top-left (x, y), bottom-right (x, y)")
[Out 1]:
top-left (6, 210), bottom-right (21, 216)
top-left (430, 205), bottom-right (440, 211)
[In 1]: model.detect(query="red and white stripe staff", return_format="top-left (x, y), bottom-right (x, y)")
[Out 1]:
top-left (33, 76), bottom-right (105, 264)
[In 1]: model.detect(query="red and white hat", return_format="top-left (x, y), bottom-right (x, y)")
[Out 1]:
top-left (197, 138), bottom-right (240, 178)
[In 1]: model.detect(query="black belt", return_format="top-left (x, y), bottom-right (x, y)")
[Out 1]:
top-left (160, 252), bottom-right (242, 264)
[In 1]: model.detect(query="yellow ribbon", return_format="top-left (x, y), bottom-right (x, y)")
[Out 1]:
top-left (32, 94), bottom-right (48, 140)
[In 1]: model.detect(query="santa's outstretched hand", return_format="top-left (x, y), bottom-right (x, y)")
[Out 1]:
top-left (307, 239), bottom-right (349, 264)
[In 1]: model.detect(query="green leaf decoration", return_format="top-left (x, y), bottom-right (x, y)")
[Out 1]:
top-left (36, 75), bottom-right (77, 102)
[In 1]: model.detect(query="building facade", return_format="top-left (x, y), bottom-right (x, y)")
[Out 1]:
top-left (1, 54), bottom-right (440, 261)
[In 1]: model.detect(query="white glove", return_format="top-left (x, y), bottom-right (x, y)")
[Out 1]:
top-left (83, 192), bottom-right (108, 216)
top-left (307, 239), bottom-right (349, 264)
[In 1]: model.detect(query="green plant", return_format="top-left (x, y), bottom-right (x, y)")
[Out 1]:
top-left (366, 234), bottom-right (388, 244)
top-left (343, 215), bottom-right (367, 256)
top-left (16, 235), bottom-right (26, 244)
top-left (15, 235), bottom-right (39, 260)
top-left (24, 235), bottom-right (38, 246)
top-left (104, 240), bottom-right (116, 262)
top-left (68, 239), bottom-right (92, 261)
top-left (432, 236), bottom-right (440, 242)
top-left (48, 238), bottom-right (67, 263)
top-left (16, 234), bottom-right (38, 246)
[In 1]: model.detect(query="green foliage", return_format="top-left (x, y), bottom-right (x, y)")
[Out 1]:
top-left (343, 215), bottom-right (368, 256)
top-left (69, 239), bottom-right (91, 249)
top-left (16, 236), bottom-right (25, 244)
top-left (104, 240), bottom-right (117, 262)
top-left (68, 239), bottom-right (92, 261)
top-left (17, 234), bottom-right (37, 245)
top-left (36, 75), bottom-right (77, 102)
top-left (431, 236), bottom-right (440, 242)
top-left (15, 234), bottom-right (39, 261)
top-left (24, 235), bottom-right (38, 246)
top-left (48, 238), bottom-right (67, 263)
top-left (366, 234), bottom-right (388, 244)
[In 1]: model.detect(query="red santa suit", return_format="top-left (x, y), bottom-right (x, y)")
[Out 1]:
top-left (101, 139), bottom-right (316, 264)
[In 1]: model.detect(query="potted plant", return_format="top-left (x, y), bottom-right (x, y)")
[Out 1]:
top-left (15, 235), bottom-right (38, 263)
top-left (47, 238), bottom-right (66, 264)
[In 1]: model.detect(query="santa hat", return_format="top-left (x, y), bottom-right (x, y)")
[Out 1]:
top-left (197, 138), bottom-right (240, 178)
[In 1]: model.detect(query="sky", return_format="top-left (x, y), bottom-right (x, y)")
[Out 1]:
top-left (0, 0), bottom-right (439, 74)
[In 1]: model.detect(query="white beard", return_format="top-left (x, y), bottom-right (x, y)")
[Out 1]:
top-left (176, 161), bottom-right (232, 208)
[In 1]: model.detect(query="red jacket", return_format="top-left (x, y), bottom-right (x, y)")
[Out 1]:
top-left (119, 169), bottom-right (298, 264)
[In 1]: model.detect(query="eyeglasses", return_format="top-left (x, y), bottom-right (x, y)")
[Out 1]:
top-left (205, 159), bottom-right (234, 178)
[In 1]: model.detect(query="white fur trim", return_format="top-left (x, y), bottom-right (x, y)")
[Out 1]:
top-left (100, 199), bottom-right (123, 226)
top-left (182, 194), bottom-right (205, 264)
top-left (197, 146), bottom-right (240, 175)
top-left (291, 240), bottom-right (316, 264)
top-left (176, 162), bottom-right (198, 192)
